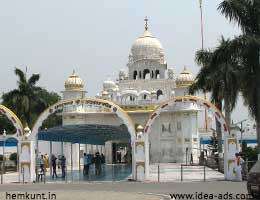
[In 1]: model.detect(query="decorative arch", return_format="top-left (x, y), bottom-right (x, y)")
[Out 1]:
top-left (30, 98), bottom-right (136, 142)
top-left (143, 69), bottom-right (150, 80)
top-left (133, 70), bottom-right (138, 80)
top-left (0, 104), bottom-right (23, 137)
top-left (144, 95), bottom-right (228, 135)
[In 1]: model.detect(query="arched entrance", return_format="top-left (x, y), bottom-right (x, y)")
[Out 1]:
top-left (144, 96), bottom-right (232, 179)
top-left (30, 98), bottom-right (137, 180)
top-left (0, 104), bottom-right (24, 137)
top-left (0, 104), bottom-right (23, 183)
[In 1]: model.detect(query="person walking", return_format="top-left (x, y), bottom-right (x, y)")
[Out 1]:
top-left (38, 155), bottom-right (45, 181)
top-left (94, 152), bottom-right (102, 175)
top-left (51, 154), bottom-right (58, 178)
top-left (61, 155), bottom-right (66, 179)
top-left (44, 153), bottom-right (49, 169)
top-left (83, 153), bottom-right (90, 176)
top-left (234, 153), bottom-right (244, 181)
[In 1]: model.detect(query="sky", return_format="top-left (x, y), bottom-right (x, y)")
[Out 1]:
top-left (0, 0), bottom-right (250, 122)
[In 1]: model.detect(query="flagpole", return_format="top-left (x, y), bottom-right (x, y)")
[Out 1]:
top-left (199, 0), bottom-right (204, 50)
top-left (199, 0), bottom-right (208, 130)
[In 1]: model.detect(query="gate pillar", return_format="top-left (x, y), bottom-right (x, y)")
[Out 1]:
top-left (18, 126), bottom-right (36, 183)
top-left (224, 125), bottom-right (241, 180)
top-left (135, 125), bottom-right (149, 181)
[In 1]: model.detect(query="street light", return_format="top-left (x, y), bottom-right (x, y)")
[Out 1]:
top-left (234, 119), bottom-right (248, 147)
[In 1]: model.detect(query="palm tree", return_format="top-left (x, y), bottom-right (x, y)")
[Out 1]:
top-left (2, 68), bottom-right (42, 127)
top-left (189, 37), bottom-right (240, 160)
top-left (218, 0), bottom-right (260, 160)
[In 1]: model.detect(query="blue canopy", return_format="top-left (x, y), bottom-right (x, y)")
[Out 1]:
top-left (0, 137), bottom-right (18, 147)
top-left (38, 124), bottom-right (131, 145)
top-left (200, 138), bottom-right (257, 145)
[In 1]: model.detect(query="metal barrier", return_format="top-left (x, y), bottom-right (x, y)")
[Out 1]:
top-left (181, 163), bottom-right (207, 182)
top-left (158, 164), bottom-right (160, 183)
top-left (22, 167), bottom-right (25, 184)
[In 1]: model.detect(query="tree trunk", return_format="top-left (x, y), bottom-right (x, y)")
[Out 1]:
top-left (215, 101), bottom-right (223, 154)
top-left (215, 101), bottom-right (223, 172)
top-left (257, 120), bottom-right (260, 161)
top-left (216, 118), bottom-right (222, 154)
top-left (224, 92), bottom-right (231, 128)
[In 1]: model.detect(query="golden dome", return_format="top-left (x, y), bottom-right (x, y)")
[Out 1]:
top-left (65, 70), bottom-right (84, 90)
top-left (176, 67), bottom-right (194, 87)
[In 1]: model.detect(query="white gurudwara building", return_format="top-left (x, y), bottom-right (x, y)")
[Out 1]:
top-left (39, 19), bottom-right (201, 165)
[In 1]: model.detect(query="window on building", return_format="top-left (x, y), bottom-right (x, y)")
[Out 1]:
top-left (155, 70), bottom-right (160, 79)
top-left (143, 69), bottom-right (150, 80)
top-left (133, 71), bottom-right (138, 80)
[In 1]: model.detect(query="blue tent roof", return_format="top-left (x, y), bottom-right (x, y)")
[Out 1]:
top-left (200, 138), bottom-right (257, 145)
top-left (38, 124), bottom-right (131, 145)
top-left (0, 137), bottom-right (18, 147)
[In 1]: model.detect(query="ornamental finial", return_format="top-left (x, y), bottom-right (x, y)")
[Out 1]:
top-left (144, 16), bottom-right (149, 31)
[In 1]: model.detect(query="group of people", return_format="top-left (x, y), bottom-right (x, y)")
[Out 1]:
top-left (83, 152), bottom-right (104, 176)
top-left (50, 154), bottom-right (66, 179)
top-left (38, 153), bottom-right (66, 181)
top-left (37, 151), bottom-right (107, 181)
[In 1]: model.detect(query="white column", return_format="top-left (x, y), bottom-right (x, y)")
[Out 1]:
top-left (145, 133), bottom-right (149, 179)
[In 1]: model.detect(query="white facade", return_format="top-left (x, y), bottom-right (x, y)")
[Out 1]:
top-left (39, 21), bottom-right (200, 165)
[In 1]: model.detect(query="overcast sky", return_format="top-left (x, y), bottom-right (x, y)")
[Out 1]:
top-left (0, 0), bottom-right (251, 122)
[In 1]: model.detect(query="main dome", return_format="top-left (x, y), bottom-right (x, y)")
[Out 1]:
top-left (129, 27), bottom-right (164, 63)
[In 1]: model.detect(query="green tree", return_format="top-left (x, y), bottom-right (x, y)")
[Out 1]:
top-left (189, 37), bottom-right (240, 158)
top-left (0, 114), bottom-right (16, 135)
top-left (218, 0), bottom-right (260, 160)
top-left (9, 153), bottom-right (18, 165)
top-left (2, 68), bottom-right (41, 127)
top-left (1, 68), bottom-right (61, 129)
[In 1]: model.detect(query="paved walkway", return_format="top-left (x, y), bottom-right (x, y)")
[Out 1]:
top-left (2, 163), bottom-right (224, 184)
top-left (0, 181), bottom-right (250, 200)
top-left (0, 190), bottom-right (161, 200)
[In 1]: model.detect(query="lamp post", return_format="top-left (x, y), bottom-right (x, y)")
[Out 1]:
top-left (234, 119), bottom-right (248, 148)
top-left (2, 130), bottom-right (6, 174)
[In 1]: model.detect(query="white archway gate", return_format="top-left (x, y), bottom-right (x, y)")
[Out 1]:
top-left (144, 96), bottom-right (240, 181)
top-left (0, 105), bottom-right (29, 183)
top-left (30, 98), bottom-right (141, 181)
top-left (0, 104), bottom-right (23, 137)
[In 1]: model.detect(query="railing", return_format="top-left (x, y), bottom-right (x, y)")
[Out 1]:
top-left (180, 163), bottom-right (207, 182)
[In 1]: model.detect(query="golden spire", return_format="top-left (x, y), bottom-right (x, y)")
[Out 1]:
top-left (144, 16), bottom-right (149, 31)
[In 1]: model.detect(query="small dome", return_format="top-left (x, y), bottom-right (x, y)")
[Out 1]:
top-left (119, 70), bottom-right (127, 80)
top-left (119, 69), bottom-right (126, 76)
top-left (65, 70), bottom-right (84, 90)
top-left (176, 67), bottom-right (194, 87)
top-left (24, 126), bottom-right (31, 133)
top-left (103, 80), bottom-right (117, 90)
top-left (151, 90), bottom-right (157, 95)
top-left (102, 90), bottom-right (109, 96)
top-left (136, 125), bottom-right (144, 131)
